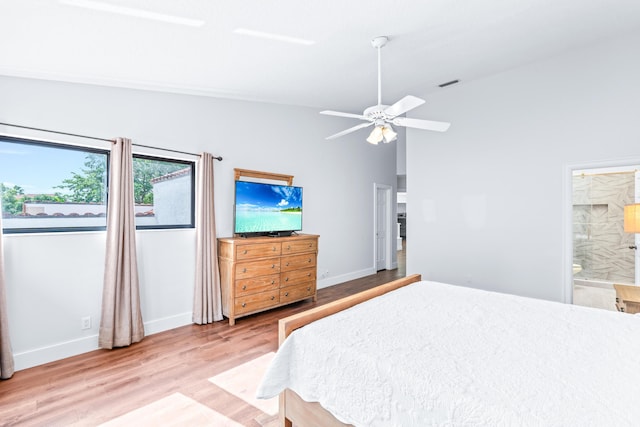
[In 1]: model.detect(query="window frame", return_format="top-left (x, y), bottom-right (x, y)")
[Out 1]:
top-left (0, 136), bottom-right (110, 234)
top-left (132, 153), bottom-right (196, 230)
top-left (0, 136), bottom-right (197, 234)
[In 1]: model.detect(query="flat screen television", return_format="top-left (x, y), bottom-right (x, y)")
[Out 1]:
top-left (234, 181), bottom-right (303, 236)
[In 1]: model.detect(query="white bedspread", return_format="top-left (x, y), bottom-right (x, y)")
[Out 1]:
top-left (256, 280), bottom-right (640, 426)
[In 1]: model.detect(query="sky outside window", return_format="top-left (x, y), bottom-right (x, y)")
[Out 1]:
top-left (0, 140), bottom-right (100, 195)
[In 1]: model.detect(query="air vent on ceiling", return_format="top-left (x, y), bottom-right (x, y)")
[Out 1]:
top-left (438, 79), bottom-right (460, 88)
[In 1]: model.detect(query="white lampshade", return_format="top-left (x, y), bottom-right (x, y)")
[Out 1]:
top-left (367, 126), bottom-right (383, 145)
top-left (382, 125), bottom-right (397, 143)
top-left (624, 204), bottom-right (640, 233)
top-left (367, 124), bottom-right (397, 144)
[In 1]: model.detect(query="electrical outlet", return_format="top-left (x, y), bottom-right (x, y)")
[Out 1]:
top-left (81, 316), bottom-right (91, 330)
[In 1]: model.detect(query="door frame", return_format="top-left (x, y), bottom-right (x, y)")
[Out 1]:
top-left (373, 183), bottom-right (393, 271)
top-left (563, 157), bottom-right (640, 304)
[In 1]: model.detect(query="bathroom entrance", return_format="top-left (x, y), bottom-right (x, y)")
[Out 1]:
top-left (571, 165), bottom-right (640, 310)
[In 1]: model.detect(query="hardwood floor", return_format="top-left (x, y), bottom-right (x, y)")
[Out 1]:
top-left (0, 262), bottom-right (405, 426)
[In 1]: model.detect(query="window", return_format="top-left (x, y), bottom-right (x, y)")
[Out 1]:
top-left (0, 136), bottom-right (109, 233)
top-left (132, 155), bottom-right (194, 229)
top-left (0, 136), bottom-right (195, 233)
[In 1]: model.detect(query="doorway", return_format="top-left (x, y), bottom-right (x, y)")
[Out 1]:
top-left (374, 183), bottom-right (393, 271)
top-left (567, 162), bottom-right (640, 310)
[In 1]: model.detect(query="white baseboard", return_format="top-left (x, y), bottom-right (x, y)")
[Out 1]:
top-left (14, 335), bottom-right (100, 371)
top-left (317, 267), bottom-right (376, 289)
top-left (143, 312), bottom-right (192, 336)
top-left (14, 312), bottom-right (193, 371)
top-left (14, 265), bottom-right (401, 371)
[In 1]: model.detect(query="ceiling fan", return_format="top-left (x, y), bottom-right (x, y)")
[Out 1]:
top-left (320, 36), bottom-right (450, 144)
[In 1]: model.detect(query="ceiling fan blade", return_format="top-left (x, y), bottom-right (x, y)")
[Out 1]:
top-left (320, 110), bottom-right (368, 120)
top-left (393, 117), bottom-right (450, 132)
top-left (384, 95), bottom-right (426, 118)
top-left (326, 122), bottom-right (374, 140)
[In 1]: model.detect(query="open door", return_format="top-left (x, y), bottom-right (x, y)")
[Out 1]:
top-left (569, 164), bottom-right (639, 310)
top-left (375, 184), bottom-right (392, 271)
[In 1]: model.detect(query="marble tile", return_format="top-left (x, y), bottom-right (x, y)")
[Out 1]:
top-left (572, 173), bottom-right (635, 283)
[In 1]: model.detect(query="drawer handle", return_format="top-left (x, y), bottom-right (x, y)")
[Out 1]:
top-left (309, 243), bottom-right (312, 247)
top-left (273, 246), bottom-right (276, 251)
top-left (287, 245), bottom-right (291, 250)
top-left (307, 273), bottom-right (311, 277)
top-left (241, 302), bottom-right (246, 308)
top-left (242, 285), bottom-right (247, 290)
top-left (307, 287), bottom-right (311, 291)
top-left (242, 268), bottom-right (247, 273)
top-left (308, 258), bottom-right (311, 263)
top-left (271, 280), bottom-right (275, 284)
top-left (285, 277), bottom-right (289, 282)
top-left (243, 250), bottom-right (248, 254)
top-left (285, 292), bottom-right (289, 297)
top-left (286, 262), bottom-right (290, 266)
top-left (272, 264), bottom-right (276, 269)
top-left (271, 295), bottom-right (275, 300)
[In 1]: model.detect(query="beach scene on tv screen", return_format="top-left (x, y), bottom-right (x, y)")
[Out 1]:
top-left (235, 182), bottom-right (302, 233)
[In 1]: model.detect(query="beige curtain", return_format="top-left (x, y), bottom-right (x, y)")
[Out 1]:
top-left (99, 137), bottom-right (145, 349)
top-left (193, 152), bottom-right (223, 324)
top-left (0, 212), bottom-right (15, 379)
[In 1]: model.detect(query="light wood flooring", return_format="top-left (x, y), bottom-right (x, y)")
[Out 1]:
top-left (0, 258), bottom-right (405, 426)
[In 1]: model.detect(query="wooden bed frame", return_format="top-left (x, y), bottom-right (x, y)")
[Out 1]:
top-left (276, 273), bottom-right (423, 427)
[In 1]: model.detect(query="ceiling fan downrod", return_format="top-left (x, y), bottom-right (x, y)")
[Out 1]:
top-left (371, 36), bottom-right (388, 106)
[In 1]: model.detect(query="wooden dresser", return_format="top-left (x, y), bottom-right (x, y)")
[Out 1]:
top-left (218, 234), bottom-right (319, 325)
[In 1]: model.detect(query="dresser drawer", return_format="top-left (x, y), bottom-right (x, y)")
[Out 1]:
top-left (235, 258), bottom-right (280, 279)
top-left (281, 253), bottom-right (316, 272)
top-left (282, 239), bottom-right (317, 255)
top-left (236, 242), bottom-right (281, 260)
top-left (280, 282), bottom-right (316, 302)
top-left (235, 274), bottom-right (280, 297)
top-left (281, 267), bottom-right (316, 287)
top-left (235, 290), bottom-right (279, 315)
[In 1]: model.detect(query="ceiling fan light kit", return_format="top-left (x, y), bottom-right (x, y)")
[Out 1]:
top-left (367, 123), bottom-right (397, 145)
top-left (321, 36), bottom-right (451, 143)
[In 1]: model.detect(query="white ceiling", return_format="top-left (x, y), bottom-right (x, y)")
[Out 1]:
top-left (2, 0), bottom-right (640, 113)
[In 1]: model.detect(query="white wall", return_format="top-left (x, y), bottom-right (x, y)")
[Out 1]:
top-left (0, 76), bottom-right (398, 369)
top-left (407, 31), bottom-right (640, 302)
top-left (396, 131), bottom-right (407, 176)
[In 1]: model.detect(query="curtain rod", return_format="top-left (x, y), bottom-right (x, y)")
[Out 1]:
top-left (0, 122), bottom-right (222, 161)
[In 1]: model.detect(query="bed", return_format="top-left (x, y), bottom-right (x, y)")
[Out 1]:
top-left (256, 274), bottom-right (640, 426)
